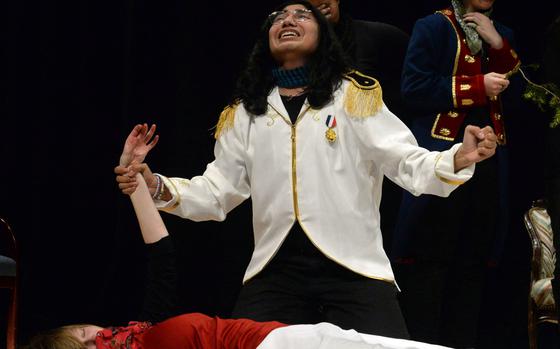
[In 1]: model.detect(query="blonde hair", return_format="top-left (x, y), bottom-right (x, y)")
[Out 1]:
top-left (23, 324), bottom-right (91, 349)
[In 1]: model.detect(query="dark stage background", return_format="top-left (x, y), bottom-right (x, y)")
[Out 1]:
top-left (2, 1), bottom-right (559, 347)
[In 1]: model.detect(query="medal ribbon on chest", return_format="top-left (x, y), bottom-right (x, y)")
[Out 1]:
top-left (325, 114), bottom-right (337, 143)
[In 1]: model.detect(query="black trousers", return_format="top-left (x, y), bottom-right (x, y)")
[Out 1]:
top-left (231, 224), bottom-right (409, 338)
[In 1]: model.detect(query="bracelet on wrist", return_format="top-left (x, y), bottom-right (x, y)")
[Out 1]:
top-left (156, 185), bottom-right (166, 201)
top-left (152, 174), bottom-right (163, 200)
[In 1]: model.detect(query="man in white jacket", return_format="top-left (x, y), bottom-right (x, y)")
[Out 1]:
top-left (115, 0), bottom-right (497, 339)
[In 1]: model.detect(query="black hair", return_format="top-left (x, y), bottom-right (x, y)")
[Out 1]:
top-left (230, 0), bottom-right (350, 115)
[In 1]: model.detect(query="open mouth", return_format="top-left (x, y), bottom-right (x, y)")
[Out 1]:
top-left (278, 30), bottom-right (300, 39)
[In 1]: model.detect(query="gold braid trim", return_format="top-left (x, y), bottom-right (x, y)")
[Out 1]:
top-left (436, 173), bottom-right (466, 186)
top-left (343, 71), bottom-right (383, 118)
top-left (214, 103), bottom-right (239, 140)
top-left (434, 153), bottom-right (466, 185)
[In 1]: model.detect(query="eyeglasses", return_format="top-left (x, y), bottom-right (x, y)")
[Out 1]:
top-left (268, 9), bottom-right (313, 26)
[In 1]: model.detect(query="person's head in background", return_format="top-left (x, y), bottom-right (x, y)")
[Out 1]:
top-left (304, 0), bottom-right (356, 67)
top-left (307, 0), bottom-right (340, 24)
top-left (462, 0), bottom-right (495, 12)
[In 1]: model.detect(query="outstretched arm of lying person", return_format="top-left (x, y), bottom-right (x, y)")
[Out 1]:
top-left (130, 172), bottom-right (169, 243)
top-left (129, 172), bottom-right (178, 323)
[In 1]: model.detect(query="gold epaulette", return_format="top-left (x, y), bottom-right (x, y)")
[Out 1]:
top-left (343, 70), bottom-right (383, 118)
top-left (214, 103), bottom-right (239, 139)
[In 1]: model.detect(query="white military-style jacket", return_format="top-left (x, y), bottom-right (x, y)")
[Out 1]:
top-left (156, 75), bottom-right (474, 284)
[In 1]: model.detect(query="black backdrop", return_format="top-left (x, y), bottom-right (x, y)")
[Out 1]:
top-left (2, 0), bottom-right (559, 347)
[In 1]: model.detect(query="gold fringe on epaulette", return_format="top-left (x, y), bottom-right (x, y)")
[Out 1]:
top-left (214, 104), bottom-right (238, 139)
top-left (344, 81), bottom-right (383, 118)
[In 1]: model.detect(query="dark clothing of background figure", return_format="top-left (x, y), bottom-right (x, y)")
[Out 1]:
top-left (542, 14), bottom-right (560, 324)
top-left (547, 126), bottom-right (560, 324)
top-left (337, 18), bottom-right (410, 122)
top-left (335, 14), bottom-right (410, 251)
top-left (231, 93), bottom-right (410, 338)
top-left (390, 7), bottom-right (520, 348)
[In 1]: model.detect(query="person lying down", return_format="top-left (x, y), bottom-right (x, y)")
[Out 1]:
top-left (24, 124), bottom-right (452, 349)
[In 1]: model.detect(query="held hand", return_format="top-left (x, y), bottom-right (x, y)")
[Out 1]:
top-left (454, 125), bottom-right (497, 172)
top-left (119, 123), bottom-right (159, 167)
top-left (484, 72), bottom-right (510, 97)
top-left (114, 162), bottom-right (157, 196)
top-left (463, 12), bottom-right (503, 49)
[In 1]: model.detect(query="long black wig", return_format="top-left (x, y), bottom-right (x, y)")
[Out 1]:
top-left (230, 0), bottom-right (350, 116)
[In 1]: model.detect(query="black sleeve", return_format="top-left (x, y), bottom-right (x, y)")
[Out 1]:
top-left (546, 128), bottom-right (560, 256)
top-left (544, 16), bottom-right (560, 257)
top-left (351, 20), bottom-right (411, 124)
top-left (543, 15), bottom-right (560, 87)
top-left (138, 235), bottom-right (179, 323)
top-left (544, 14), bottom-right (560, 324)
top-left (545, 125), bottom-right (560, 322)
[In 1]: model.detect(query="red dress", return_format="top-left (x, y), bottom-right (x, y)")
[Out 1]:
top-left (95, 313), bottom-right (286, 349)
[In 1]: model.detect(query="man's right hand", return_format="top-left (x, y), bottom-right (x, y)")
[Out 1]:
top-left (484, 72), bottom-right (509, 97)
top-left (115, 162), bottom-right (157, 196)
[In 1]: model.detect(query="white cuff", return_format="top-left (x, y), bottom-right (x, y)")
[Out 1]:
top-left (434, 143), bottom-right (475, 186)
top-left (153, 174), bottom-right (184, 212)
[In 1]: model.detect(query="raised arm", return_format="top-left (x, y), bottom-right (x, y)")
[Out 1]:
top-left (115, 124), bottom-right (178, 322)
top-left (118, 107), bottom-right (251, 223)
top-left (130, 172), bottom-right (178, 323)
top-left (130, 173), bottom-right (169, 243)
top-left (453, 125), bottom-right (497, 172)
top-left (121, 140), bottom-right (178, 322)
